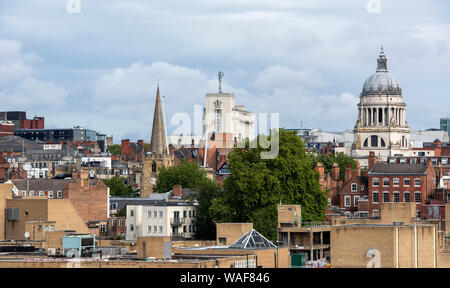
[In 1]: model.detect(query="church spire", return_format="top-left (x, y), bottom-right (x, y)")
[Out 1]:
top-left (376, 46), bottom-right (388, 72)
top-left (150, 83), bottom-right (166, 155)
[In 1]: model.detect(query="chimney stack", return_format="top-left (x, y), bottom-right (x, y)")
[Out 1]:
top-left (315, 162), bottom-right (325, 181)
top-left (368, 151), bottom-right (376, 171)
top-left (345, 164), bottom-right (352, 183)
top-left (173, 185), bottom-right (182, 197)
top-left (331, 163), bottom-right (340, 181)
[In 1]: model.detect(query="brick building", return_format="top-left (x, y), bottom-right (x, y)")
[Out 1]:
top-left (367, 153), bottom-right (436, 217)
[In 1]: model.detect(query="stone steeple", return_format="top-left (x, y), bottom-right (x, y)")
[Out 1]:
top-left (150, 84), bottom-right (166, 155)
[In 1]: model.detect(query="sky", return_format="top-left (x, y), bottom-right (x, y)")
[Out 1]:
top-left (0, 0), bottom-right (449, 142)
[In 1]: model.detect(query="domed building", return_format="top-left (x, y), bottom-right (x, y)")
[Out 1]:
top-left (352, 48), bottom-right (411, 166)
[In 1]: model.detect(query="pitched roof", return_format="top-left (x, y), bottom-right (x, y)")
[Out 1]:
top-left (369, 163), bottom-right (428, 175)
top-left (229, 229), bottom-right (277, 249)
top-left (12, 179), bottom-right (75, 191)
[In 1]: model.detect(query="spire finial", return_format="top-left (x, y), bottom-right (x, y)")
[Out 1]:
top-left (218, 71), bottom-right (224, 93)
top-left (377, 46), bottom-right (388, 72)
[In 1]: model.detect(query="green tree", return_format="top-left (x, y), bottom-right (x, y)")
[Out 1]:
top-left (107, 144), bottom-right (122, 155)
top-left (103, 177), bottom-right (138, 197)
top-left (210, 129), bottom-right (327, 243)
top-left (312, 152), bottom-right (358, 181)
top-left (156, 160), bottom-right (218, 240)
top-left (155, 161), bottom-right (210, 193)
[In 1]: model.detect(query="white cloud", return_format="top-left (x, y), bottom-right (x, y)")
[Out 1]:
top-left (0, 39), bottom-right (67, 111)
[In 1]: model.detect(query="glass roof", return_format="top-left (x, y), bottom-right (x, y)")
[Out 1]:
top-left (229, 229), bottom-right (277, 249)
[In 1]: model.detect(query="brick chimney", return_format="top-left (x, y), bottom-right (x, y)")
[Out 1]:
top-left (315, 162), bottom-right (325, 181)
top-left (368, 151), bottom-right (376, 171)
top-left (331, 163), bottom-right (340, 181)
top-left (173, 185), bottom-right (182, 197)
top-left (356, 162), bottom-right (361, 177)
top-left (345, 164), bottom-right (352, 183)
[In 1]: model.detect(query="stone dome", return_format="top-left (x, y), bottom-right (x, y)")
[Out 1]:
top-left (362, 48), bottom-right (402, 96)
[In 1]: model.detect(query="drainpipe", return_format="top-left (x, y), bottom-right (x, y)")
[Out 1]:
top-left (414, 224), bottom-right (418, 268)
top-left (434, 225), bottom-right (436, 268)
top-left (395, 226), bottom-right (399, 268)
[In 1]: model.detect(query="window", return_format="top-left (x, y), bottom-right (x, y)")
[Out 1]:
top-left (361, 185), bottom-right (365, 191)
top-left (189, 210), bottom-right (192, 218)
top-left (159, 226), bottom-right (163, 233)
top-left (130, 210), bottom-right (134, 217)
top-left (57, 190), bottom-right (62, 198)
top-left (119, 219), bottom-right (124, 227)
top-left (383, 178), bottom-right (390, 187)
top-left (22, 191), bottom-right (26, 197)
top-left (327, 198), bottom-right (332, 206)
top-left (354, 196), bottom-right (360, 207)
top-left (372, 192), bottom-right (379, 203)
top-left (100, 224), bottom-right (106, 233)
top-left (383, 192), bottom-right (390, 203)
top-left (393, 178), bottom-right (400, 187)
top-left (148, 210), bottom-right (152, 218)
top-left (159, 211), bottom-right (163, 218)
top-left (148, 225), bottom-right (152, 232)
top-left (414, 179), bottom-right (422, 187)
top-left (420, 158), bottom-right (426, 164)
top-left (183, 226), bottom-right (187, 233)
top-left (371, 135), bottom-right (378, 147)
top-left (410, 158), bottom-right (417, 164)
top-left (344, 196), bottom-right (351, 207)
top-left (48, 191), bottom-right (53, 198)
top-left (50, 225), bottom-right (54, 231)
top-left (372, 178), bottom-right (379, 187)
top-left (351, 183), bottom-right (357, 192)
top-left (432, 158), bottom-right (437, 165)
top-left (154, 211), bottom-right (157, 218)
top-left (415, 192), bottom-right (421, 203)
top-left (189, 225), bottom-right (192, 233)
top-left (183, 211), bottom-right (187, 218)
top-left (29, 190), bottom-right (35, 197)
top-left (44, 225), bottom-right (48, 231)
top-left (442, 158), bottom-right (448, 165)
top-left (154, 226), bottom-right (157, 233)
top-left (418, 152), bottom-right (425, 157)
top-left (393, 192), bottom-right (400, 203)
top-left (345, 212), bottom-right (352, 219)
top-left (404, 178), bottom-right (410, 187)
top-left (400, 158), bottom-right (406, 164)
top-left (389, 158), bottom-right (396, 164)
top-left (372, 210), bottom-right (380, 217)
top-left (39, 191), bottom-right (44, 197)
top-left (130, 224), bottom-right (134, 231)
top-left (404, 192), bottom-right (410, 203)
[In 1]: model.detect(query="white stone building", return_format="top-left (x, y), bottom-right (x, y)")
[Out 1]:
top-left (203, 93), bottom-right (255, 145)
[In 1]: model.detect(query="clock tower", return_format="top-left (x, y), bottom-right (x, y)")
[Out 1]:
top-left (141, 84), bottom-right (173, 197)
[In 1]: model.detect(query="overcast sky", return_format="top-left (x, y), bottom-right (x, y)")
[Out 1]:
top-left (0, 0), bottom-right (449, 142)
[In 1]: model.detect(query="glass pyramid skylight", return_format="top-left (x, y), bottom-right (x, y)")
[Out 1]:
top-left (229, 229), bottom-right (277, 249)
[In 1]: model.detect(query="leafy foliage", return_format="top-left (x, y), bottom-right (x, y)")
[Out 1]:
top-left (210, 129), bottom-right (327, 242)
top-left (103, 177), bottom-right (138, 197)
top-left (107, 144), bottom-right (122, 155)
top-left (312, 152), bottom-right (358, 181)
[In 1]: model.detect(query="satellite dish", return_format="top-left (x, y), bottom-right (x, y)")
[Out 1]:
top-left (24, 232), bottom-right (30, 239)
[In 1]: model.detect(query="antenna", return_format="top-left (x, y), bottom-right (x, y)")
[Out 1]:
top-left (218, 71), bottom-right (224, 94)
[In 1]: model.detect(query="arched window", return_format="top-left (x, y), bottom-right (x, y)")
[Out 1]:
top-left (380, 138), bottom-right (386, 147)
top-left (363, 138), bottom-right (369, 147)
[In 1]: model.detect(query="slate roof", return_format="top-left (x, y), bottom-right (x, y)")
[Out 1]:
top-left (369, 163), bottom-right (428, 175)
top-left (12, 178), bottom-right (75, 191)
top-left (0, 136), bottom-right (42, 152)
